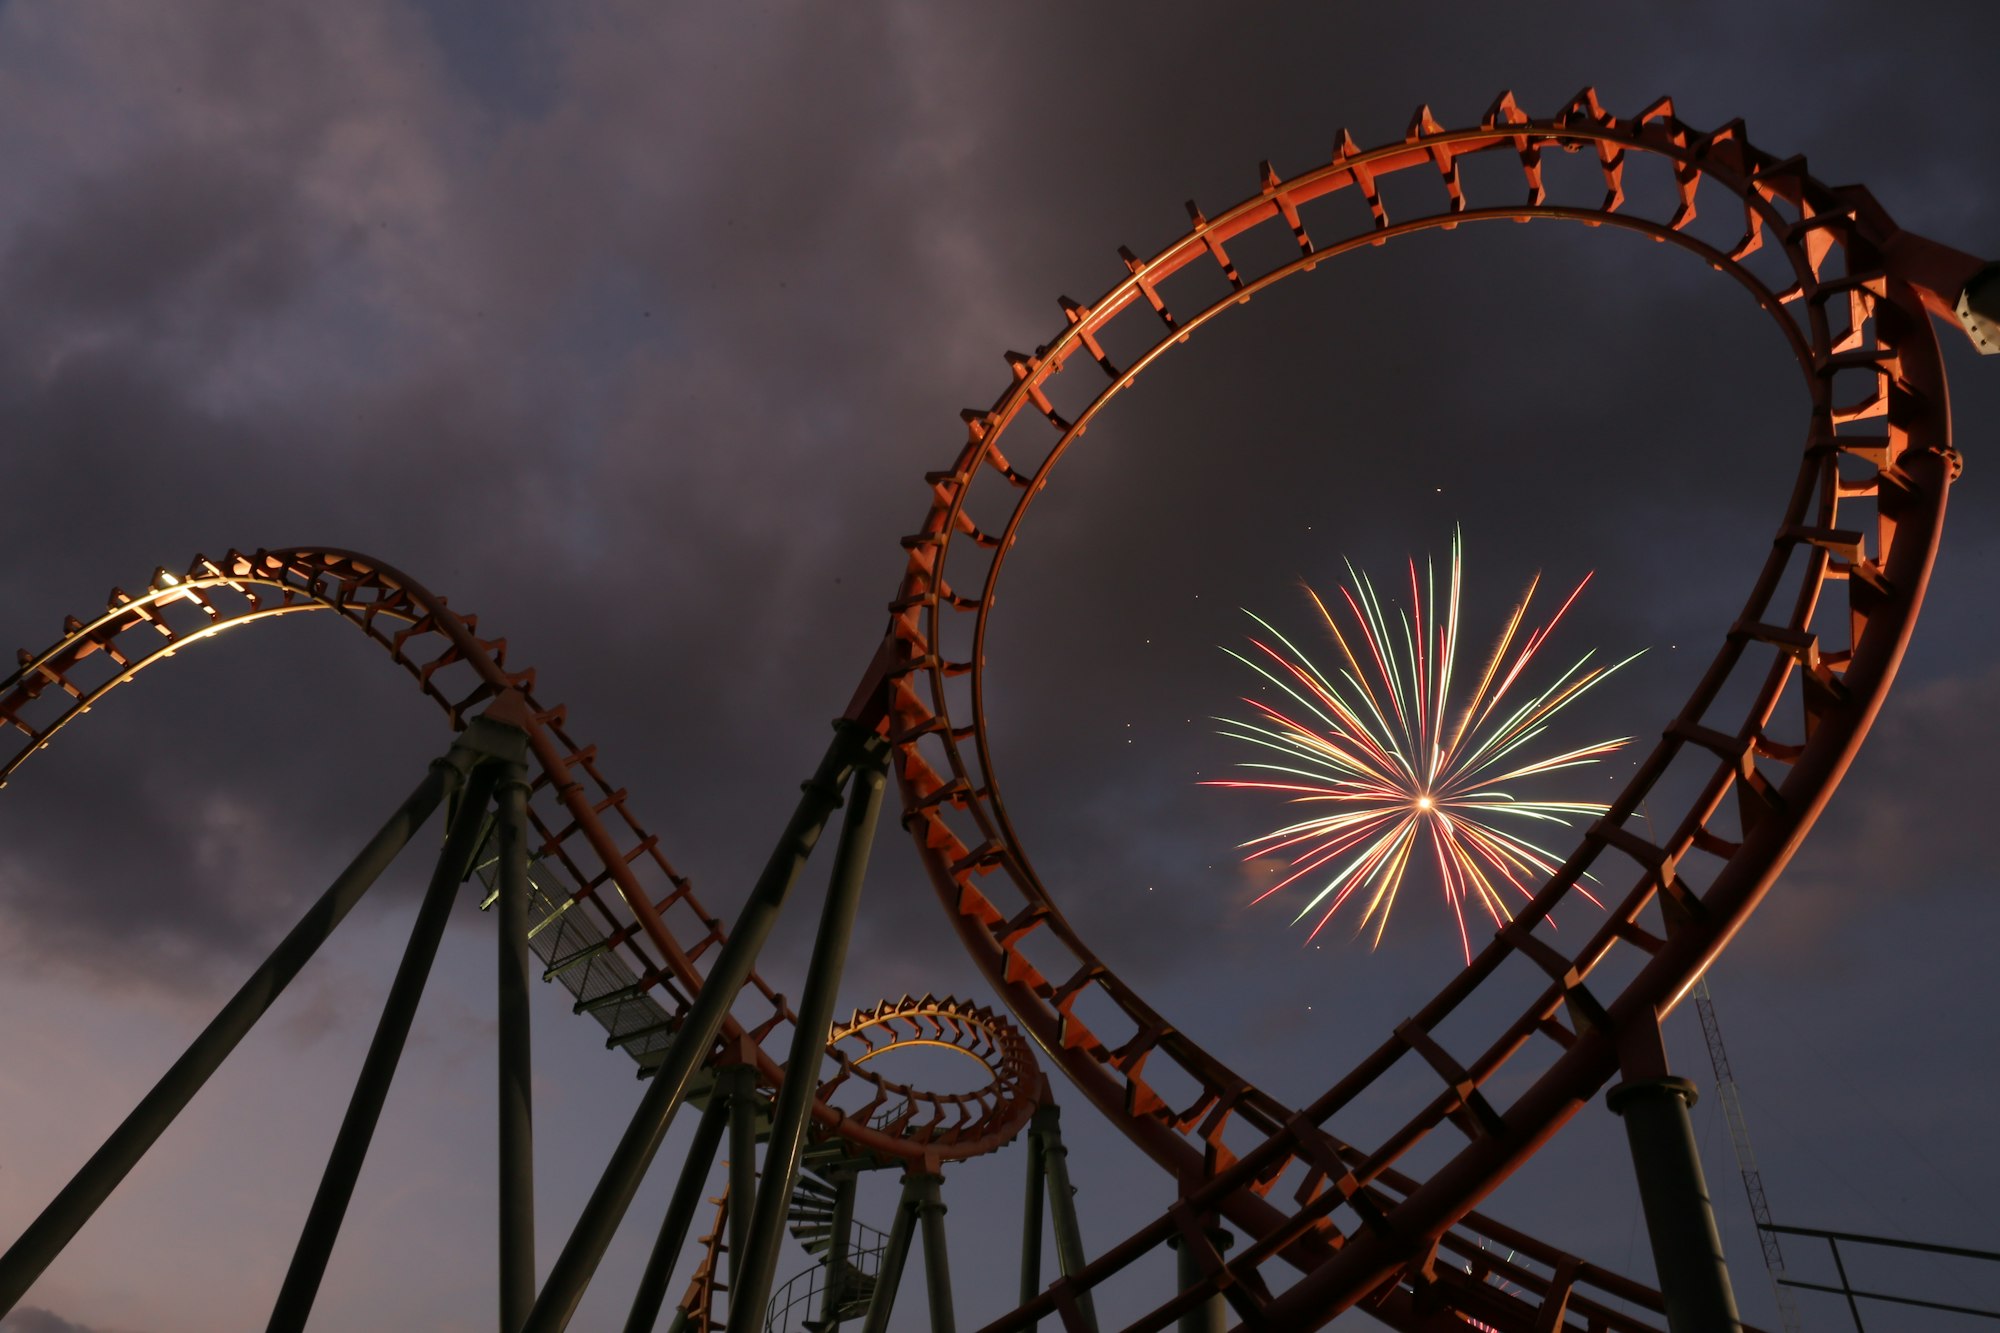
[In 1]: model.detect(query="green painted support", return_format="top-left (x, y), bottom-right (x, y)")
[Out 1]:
top-left (1609, 1075), bottom-right (1743, 1333)
top-left (1033, 1102), bottom-right (1098, 1331)
top-left (724, 1063), bottom-right (761, 1297)
top-left (731, 745), bottom-right (889, 1324)
top-left (495, 761), bottom-right (538, 1333)
top-left (818, 1170), bottom-right (859, 1327)
top-left (1020, 1119), bottom-right (1046, 1316)
top-left (1167, 1223), bottom-right (1233, 1333)
top-left (267, 760), bottom-right (502, 1332)
top-left (0, 756), bottom-right (459, 1318)
top-left (521, 720), bottom-right (874, 1333)
top-left (858, 1175), bottom-right (921, 1333)
top-left (912, 1173), bottom-right (956, 1333)
top-left (622, 1089), bottom-right (731, 1333)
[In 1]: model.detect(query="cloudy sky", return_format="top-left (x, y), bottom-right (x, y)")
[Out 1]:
top-left (1, 4), bottom-right (1997, 1331)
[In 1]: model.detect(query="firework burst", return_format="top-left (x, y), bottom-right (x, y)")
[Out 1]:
top-left (1207, 529), bottom-right (1641, 962)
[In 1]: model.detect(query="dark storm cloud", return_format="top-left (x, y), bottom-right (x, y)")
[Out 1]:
top-left (1733, 661), bottom-right (2000, 971)
top-left (0, 5), bottom-right (1020, 986)
top-left (5, 149), bottom-right (313, 340)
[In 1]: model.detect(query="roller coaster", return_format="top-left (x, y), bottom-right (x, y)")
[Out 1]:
top-left (2, 88), bottom-right (1992, 1332)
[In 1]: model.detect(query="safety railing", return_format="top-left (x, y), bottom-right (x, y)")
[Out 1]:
top-left (766, 1219), bottom-right (891, 1333)
top-left (1762, 1223), bottom-right (2000, 1328)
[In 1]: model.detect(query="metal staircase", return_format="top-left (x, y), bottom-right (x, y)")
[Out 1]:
top-left (765, 1172), bottom-right (890, 1333)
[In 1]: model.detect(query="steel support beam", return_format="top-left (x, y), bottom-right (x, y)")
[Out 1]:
top-left (268, 760), bottom-right (501, 1332)
top-left (495, 761), bottom-right (538, 1333)
top-left (1608, 1075), bottom-right (1743, 1333)
top-left (1167, 1223), bottom-right (1233, 1333)
top-left (1019, 1120), bottom-right (1047, 1316)
top-left (724, 1063), bottom-right (761, 1297)
top-left (912, 1172), bottom-right (956, 1333)
top-left (818, 1169), bottom-right (859, 1328)
top-left (859, 1174), bottom-right (922, 1333)
top-left (0, 755), bottom-right (459, 1318)
top-left (622, 1088), bottom-right (732, 1333)
top-left (732, 746), bottom-right (889, 1323)
top-left (522, 720), bottom-right (873, 1333)
top-left (1034, 1102), bottom-right (1098, 1331)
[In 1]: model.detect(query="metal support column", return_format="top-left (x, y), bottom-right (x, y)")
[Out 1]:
top-left (912, 1172), bottom-right (956, 1333)
top-left (817, 1170), bottom-right (859, 1327)
top-left (1034, 1102), bottom-right (1098, 1331)
top-left (268, 760), bottom-right (501, 1332)
top-left (622, 1089), bottom-right (732, 1333)
top-left (1608, 1074), bottom-right (1743, 1333)
top-left (523, 720), bottom-right (873, 1332)
top-left (731, 745), bottom-right (889, 1323)
top-left (724, 1063), bottom-right (761, 1297)
top-left (495, 759), bottom-right (537, 1333)
top-left (858, 1175), bottom-right (921, 1333)
top-left (1019, 1120), bottom-right (1047, 1315)
top-left (0, 756), bottom-right (459, 1318)
top-left (1167, 1223), bottom-right (1233, 1333)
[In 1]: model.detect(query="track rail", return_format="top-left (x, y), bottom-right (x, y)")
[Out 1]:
top-left (0, 548), bottom-right (1036, 1167)
top-left (881, 89), bottom-right (1959, 1328)
top-left (823, 995), bottom-right (1036, 1142)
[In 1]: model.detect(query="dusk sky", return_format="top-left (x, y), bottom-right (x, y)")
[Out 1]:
top-left (2, 5), bottom-right (1998, 1331)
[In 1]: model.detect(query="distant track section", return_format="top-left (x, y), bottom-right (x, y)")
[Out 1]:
top-left (0, 547), bottom-right (1037, 1166)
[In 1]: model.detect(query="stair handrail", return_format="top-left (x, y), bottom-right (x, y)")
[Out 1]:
top-left (765, 1217), bottom-right (892, 1333)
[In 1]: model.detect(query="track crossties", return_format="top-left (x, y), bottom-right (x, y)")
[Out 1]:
top-left (881, 88), bottom-right (1956, 1330)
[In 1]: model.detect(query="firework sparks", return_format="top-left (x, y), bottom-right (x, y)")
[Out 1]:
top-left (1207, 529), bottom-right (1641, 962)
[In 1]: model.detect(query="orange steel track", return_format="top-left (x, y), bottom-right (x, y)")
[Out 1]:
top-left (0, 549), bottom-right (1039, 1171)
top-left (881, 90), bottom-right (1968, 1330)
top-left (1, 88), bottom-right (1984, 1332)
